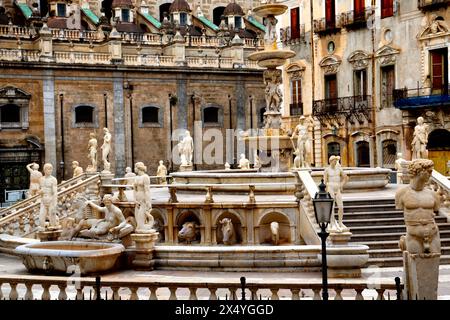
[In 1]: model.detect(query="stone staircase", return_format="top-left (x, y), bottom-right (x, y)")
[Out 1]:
top-left (343, 199), bottom-right (450, 267)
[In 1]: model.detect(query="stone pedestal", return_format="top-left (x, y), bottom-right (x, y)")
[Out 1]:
top-left (329, 231), bottom-right (352, 245)
top-left (179, 164), bottom-right (193, 172)
top-left (318, 244), bottom-right (369, 278)
top-left (131, 232), bottom-right (159, 270)
top-left (403, 251), bottom-right (440, 300)
top-left (100, 172), bottom-right (115, 198)
top-left (37, 229), bottom-right (62, 242)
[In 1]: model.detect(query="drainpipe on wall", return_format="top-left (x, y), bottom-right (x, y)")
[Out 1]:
top-left (59, 93), bottom-right (65, 181)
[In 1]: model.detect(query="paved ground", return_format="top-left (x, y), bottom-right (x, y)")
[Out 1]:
top-left (1, 253), bottom-right (450, 300)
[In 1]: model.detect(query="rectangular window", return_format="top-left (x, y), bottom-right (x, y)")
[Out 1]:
top-left (290, 7), bottom-right (300, 39)
top-left (290, 79), bottom-right (302, 116)
top-left (353, 69), bottom-right (368, 98)
top-left (381, 0), bottom-right (394, 19)
top-left (121, 9), bottom-right (130, 22)
top-left (57, 3), bottom-right (66, 17)
top-left (234, 16), bottom-right (242, 29)
top-left (430, 48), bottom-right (448, 94)
top-left (381, 65), bottom-right (395, 108)
top-left (325, 0), bottom-right (336, 29)
top-left (325, 74), bottom-right (338, 112)
top-left (180, 12), bottom-right (187, 26)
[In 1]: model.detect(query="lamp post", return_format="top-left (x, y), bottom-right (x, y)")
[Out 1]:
top-left (312, 179), bottom-right (334, 301)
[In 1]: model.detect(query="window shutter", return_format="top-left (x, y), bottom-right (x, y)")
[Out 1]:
top-left (290, 7), bottom-right (300, 39)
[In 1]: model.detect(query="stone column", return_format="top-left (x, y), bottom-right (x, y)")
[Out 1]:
top-left (176, 76), bottom-right (188, 130)
top-left (43, 70), bottom-right (57, 167)
top-left (203, 206), bottom-right (212, 244)
top-left (113, 72), bottom-right (126, 175)
top-left (235, 77), bottom-right (246, 131)
top-left (131, 232), bottom-right (159, 270)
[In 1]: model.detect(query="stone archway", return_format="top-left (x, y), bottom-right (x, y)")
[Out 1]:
top-left (428, 129), bottom-right (450, 175)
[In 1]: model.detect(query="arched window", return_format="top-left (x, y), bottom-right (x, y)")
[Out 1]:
top-left (0, 104), bottom-right (21, 123)
top-left (159, 3), bottom-right (171, 22)
top-left (382, 139), bottom-right (397, 168)
top-left (203, 106), bottom-right (219, 123)
top-left (142, 106), bottom-right (159, 123)
top-left (75, 105), bottom-right (94, 124)
top-left (213, 6), bottom-right (226, 26)
top-left (327, 142), bottom-right (340, 161)
top-left (356, 141), bottom-right (370, 167)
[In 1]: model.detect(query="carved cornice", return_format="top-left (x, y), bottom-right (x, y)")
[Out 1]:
top-left (417, 14), bottom-right (450, 41)
top-left (375, 45), bottom-right (400, 66)
top-left (286, 62), bottom-right (306, 80)
top-left (319, 55), bottom-right (342, 75)
top-left (348, 50), bottom-right (372, 70)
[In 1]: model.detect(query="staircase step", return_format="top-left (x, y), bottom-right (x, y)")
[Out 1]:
top-left (351, 230), bottom-right (450, 242)
top-left (345, 216), bottom-right (448, 227)
top-left (349, 223), bottom-right (450, 235)
top-left (342, 199), bottom-right (395, 207)
top-left (368, 246), bottom-right (450, 258)
top-left (342, 211), bottom-right (404, 220)
top-left (368, 255), bottom-right (450, 267)
top-left (336, 204), bottom-right (398, 213)
top-left (352, 238), bottom-right (450, 250)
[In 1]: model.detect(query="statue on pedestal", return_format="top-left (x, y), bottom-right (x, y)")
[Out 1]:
top-left (395, 153), bottom-right (406, 184)
top-left (101, 127), bottom-right (112, 172)
top-left (291, 116), bottom-right (312, 168)
top-left (324, 156), bottom-right (349, 232)
top-left (264, 69), bottom-right (283, 114)
top-left (38, 163), bottom-right (59, 231)
top-left (396, 159), bottom-right (441, 300)
top-left (253, 151), bottom-right (261, 170)
top-left (86, 133), bottom-right (97, 172)
top-left (156, 160), bottom-right (168, 185)
top-left (133, 162), bottom-right (155, 233)
top-left (238, 154), bottom-right (250, 170)
top-left (179, 131), bottom-right (194, 166)
top-left (72, 161), bottom-right (84, 178)
top-left (411, 117), bottom-right (429, 160)
top-left (26, 162), bottom-right (42, 198)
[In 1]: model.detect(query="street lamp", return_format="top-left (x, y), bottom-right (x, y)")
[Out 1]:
top-left (312, 179), bottom-right (334, 301)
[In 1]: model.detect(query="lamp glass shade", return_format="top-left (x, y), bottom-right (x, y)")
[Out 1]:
top-left (313, 198), bottom-right (333, 224)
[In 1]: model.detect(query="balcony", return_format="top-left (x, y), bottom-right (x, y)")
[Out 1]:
top-left (340, 7), bottom-right (374, 30)
top-left (313, 95), bottom-right (372, 125)
top-left (418, 0), bottom-right (450, 11)
top-left (393, 84), bottom-right (450, 110)
top-left (280, 24), bottom-right (306, 45)
top-left (313, 17), bottom-right (341, 36)
top-left (289, 103), bottom-right (304, 116)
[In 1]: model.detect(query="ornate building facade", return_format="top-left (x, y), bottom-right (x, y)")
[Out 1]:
top-left (280, 0), bottom-right (450, 174)
top-left (0, 0), bottom-right (267, 204)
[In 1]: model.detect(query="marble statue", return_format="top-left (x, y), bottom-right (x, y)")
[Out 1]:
top-left (101, 127), bottom-right (112, 172)
top-left (133, 162), bottom-right (155, 233)
top-left (178, 221), bottom-right (199, 244)
top-left (411, 116), bottom-right (429, 160)
top-left (179, 131), bottom-right (194, 166)
top-left (238, 154), bottom-right (250, 170)
top-left (291, 116), bottom-right (311, 168)
top-left (156, 160), bottom-right (168, 185)
top-left (86, 132), bottom-right (97, 172)
top-left (264, 70), bottom-right (283, 113)
top-left (254, 151), bottom-right (261, 170)
top-left (396, 159), bottom-right (441, 300)
top-left (270, 221), bottom-right (279, 245)
top-left (396, 159), bottom-right (441, 254)
top-left (38, 163), bottom-right (59, 231)
top-left (324, 156), bottom-right (349, 232)
top-left (224, 162), bottom-right (231, 170)
top-left (264, 15), bottom-right (278, 48)
top-left (72, 161), bottom-right (84, 178)
top-left (395, 153), bottom-right (406, 184)
top-left (124, 167), bottom-right (136, 185)
top-left (77, 194), bottom-right (134, 240)
top-left (26, 162), bottom-right (42, 198)
top-left (219, 218), bottom-right (237, 245)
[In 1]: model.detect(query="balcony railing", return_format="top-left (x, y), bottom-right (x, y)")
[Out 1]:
top-left (418, 0), bottom-right (450, 11)
top-left (313, 95), bottom-right (372, 125)
top-left (290, 103), bottom-right (304, 116)
top-left (280, 24), bottom-right (306, 45)
top-left (340, 7), bottom-right (374, 30)
top-left (393, 84), bottom-right (450, 109)
top-left (313, 17), bottom-right (341, 35)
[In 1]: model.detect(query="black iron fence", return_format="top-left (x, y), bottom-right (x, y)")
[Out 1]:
top-left (313, 95), bottom-right (372, 125)
top-left (393, 84), bottom-right (450, 109)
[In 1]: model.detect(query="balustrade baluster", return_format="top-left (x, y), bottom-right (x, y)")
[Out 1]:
top-left (270, 289), bottom-right (279, 300)
top-left (76, 286), bottom-right (83, 300)
top-left (58, 284), bottom-right (68, 300)
top-left (42, 283), bottom-right (51, 300)
top-left (188, 287), bottom-right (198, 300)
top-left (376, 289), bottom-right (385, 300)
top-left (334, 288), bottom-right (343, 300)
top-left (149, 287), bottom-right (158, 300)
top-left (312, 288), bottom-right (321, 300)
top-left (111, 286), bottom-right (120, 300)
top-left (24, 283), bottom-right (33, 300)
top-left (355, 288), bottom-right (364, 300)
top-left (291, 289), bottom-right (300, 300)
top-left (130, 287), bottom-right (139, 300)
top-left (249, 288), bottom-right (258, 300)
top-left (229, 288), bottom-right (237, 300)
top-left (168, 287), bottom-right (177, 300)
top-left (9, 282), bottom-right (19, 300)
top-left (0, 282), bottom-right (3, 300)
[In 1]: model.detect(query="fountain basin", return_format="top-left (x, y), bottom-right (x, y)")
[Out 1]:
top-left (14, 241), bottom-right (125, 275)
top-left (248, 50), bottom-right (296, 68)
top-left (252, 4), bottom-right (289, 17)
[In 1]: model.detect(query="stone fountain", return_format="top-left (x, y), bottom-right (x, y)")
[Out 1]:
top-left (246, 1), bottom-right (296, 172)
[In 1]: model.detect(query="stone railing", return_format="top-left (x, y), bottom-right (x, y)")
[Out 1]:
top-left (0, 174), bottom-right (100, 237)
top-left (0, 24), bottom-right (34, 38)
top-left (294, 170), bottom-right (321, 245)
top-left (51, 29), bottom-right (100, 41)
top-left (0, 173), bottom-right (96, 218)
top-left (0, 274), bottom-right (401, 300)
top-left (54, 51), bottom-right (111, 64)
top-left (120, 32), bottom-right (161, 45)
top-left (430, 170), bottom-right (450, 221)
top-left (0, 49), bottom-right (40, 62)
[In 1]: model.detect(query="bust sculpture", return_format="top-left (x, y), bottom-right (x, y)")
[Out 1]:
top-left (411, 116), bottom-right (429, 160)
top-left (86, 132), bottom-right (97, 172)
top-left (133, 162), bottom-right (155, 233)
top-left (156, 160), bottom-right (168, 184)
top-left (101, 127), bottom-right (112, 172)
top-left (38, 163), bottom-right (59, 231)
top-left (396, 159), bottom-right (441, 254)
top-left (238, 154), bottom-right (250, 170)
top-left (291, 116), bottom-right (311, 168)
top-left (72, 161), bottom-right (84, 178)
top-left (179, 131), bottom-right (194, 166)
top-left (26, 162), bottom-right (42, 198)
top-left (324, 156), bottom-right (349, 232)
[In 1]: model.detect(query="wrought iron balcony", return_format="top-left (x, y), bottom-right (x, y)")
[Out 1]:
top-left (393, 84), bottom-right (450, 110)
top-left (289, 103), bottom-right (304, 116)
top-left (340, 7), bottom-right (374, 30)
top-left (313, 95), bottom-right (372, 125)
top-left (313, 17), bottom-right (341, 36)
top-left (280, 24), bottom-right (306, 45)
top-left (418, 0), bottom-right (450, 11)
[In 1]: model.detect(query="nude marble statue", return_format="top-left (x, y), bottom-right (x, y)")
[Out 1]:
top-left (72, 161), bottom-right (84, 178)
top-left (411, 117), bottom-right (429, 160)
top-left (87, 132), bottom-right (97, 172)
top-left (156, 160), bottom-right (168, 185)
top-left (38, 163), bottom-right (59, 231)
top-left (238, 154), bottom-right (250, 170)
top-left (133, 162), bottom-right (155, 233)
top-left (101, 127), bottom-right (111, 172)
top-left (179, 131), bottom-right (194, 166)
top-left (26, 162), bottom-right (42, 198)
top-left (291, 116), bottom-right (312, 168)
top-left (324, 155), bottom-right (349, 232)
top-left (124, 167), bottom-right (136, 185)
